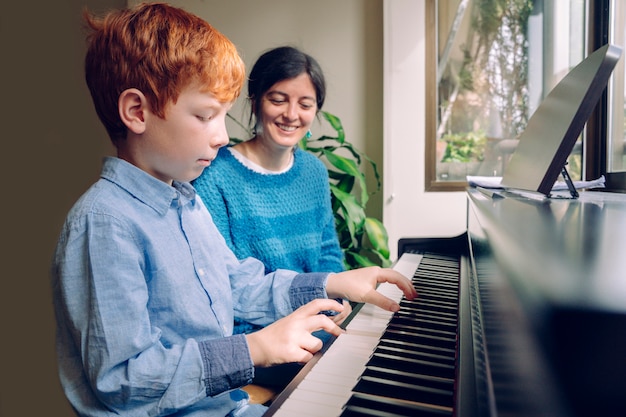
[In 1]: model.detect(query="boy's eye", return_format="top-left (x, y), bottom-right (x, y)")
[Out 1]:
top-left (197, 115), bottom-right (212, 121)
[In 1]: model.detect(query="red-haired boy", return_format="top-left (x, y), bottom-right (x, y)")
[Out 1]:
top-left (51, 3), bottom-right (416, 416)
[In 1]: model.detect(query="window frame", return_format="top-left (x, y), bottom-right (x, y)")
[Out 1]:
top-left (425, 1), bottom-right (468, 191)
top-left (425, 0), bottom-right (615, 192)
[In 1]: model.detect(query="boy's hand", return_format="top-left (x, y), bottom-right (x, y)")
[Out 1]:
top-left (331, 300), bottom-right (352, 325)
top-left (245, 298), bottom-right (344, 367)
top-left (326, 267), bottom-right (418, 312)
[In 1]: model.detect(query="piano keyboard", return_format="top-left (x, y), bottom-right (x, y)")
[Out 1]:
top-left (265, 252), bottom-right (460, 417)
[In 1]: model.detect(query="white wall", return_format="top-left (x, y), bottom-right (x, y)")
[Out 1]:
top-left (383, 0), bottom-right (467, 259)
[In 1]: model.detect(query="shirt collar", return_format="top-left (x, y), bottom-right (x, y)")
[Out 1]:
top-left (100, 157), bottom-right (197, 216)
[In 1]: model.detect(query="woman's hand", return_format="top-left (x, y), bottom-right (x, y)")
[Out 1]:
top-left (326, 267), bottom-right (418, 312)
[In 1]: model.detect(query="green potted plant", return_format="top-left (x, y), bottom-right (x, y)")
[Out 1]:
top-left (227, 110), bottom-right (391, 269)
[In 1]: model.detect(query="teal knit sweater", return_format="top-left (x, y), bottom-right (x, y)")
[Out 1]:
top-left (192, 146), bottom-right (345, 274)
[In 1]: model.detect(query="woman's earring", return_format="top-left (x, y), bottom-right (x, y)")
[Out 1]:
top-left (305, 130), bottom-right (312, 139)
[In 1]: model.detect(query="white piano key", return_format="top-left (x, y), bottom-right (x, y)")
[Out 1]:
top-left (393, 253), bottom-right (423, 279)
top-left (273, 396), bottom-right (341, 417)
top-left (267, 253), bottom-right (423, 416)
top-left (303, 370), bottom-right (356, 390)
top-left (293, 379), bottom-right (351, 407)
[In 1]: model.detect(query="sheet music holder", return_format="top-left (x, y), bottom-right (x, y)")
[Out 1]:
top-left (500, 43), bottom-right (622, 198)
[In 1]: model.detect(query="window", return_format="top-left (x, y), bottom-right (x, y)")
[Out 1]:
top-left (607, 0), bottom-right (626, 172)
top-left (426, 0), bottom-right (625, 191)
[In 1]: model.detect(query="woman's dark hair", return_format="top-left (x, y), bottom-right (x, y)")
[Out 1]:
top-left (247, 46), bottom-right (326, 128)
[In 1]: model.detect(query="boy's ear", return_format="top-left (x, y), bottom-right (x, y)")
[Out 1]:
top-left (118, 88), bottom-right (148, 134)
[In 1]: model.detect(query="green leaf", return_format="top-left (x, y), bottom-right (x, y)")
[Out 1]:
top-left (332, 174), bottom-right (355, 194)
top-left (331, 186), bottom-right (365, 225)
top-left (331, 185), bottom-right (365, 244)
top-left (323, 150), bottom-right (360, 176)
top-left (345, 251), bottom-right (379, 268)
top-left (363, 217), bottom-right (390, 260)
top-left (324, 150), bottom-right (368, 205)
top-left (322, 111), bottom-right (345, 144)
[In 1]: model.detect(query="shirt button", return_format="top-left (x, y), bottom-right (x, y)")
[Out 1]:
top-left (197, 268), bottom-right (204, 276)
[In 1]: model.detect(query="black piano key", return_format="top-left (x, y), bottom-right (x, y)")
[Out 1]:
top-left (381, 328), bottom-right (457, 351)
top-left (352, 375), bottom-right (453, 408)
top-left (376, 338), bottom-right (456, 360)
top-left (374, 343), bottom-right (455, 367)
top-left (417, 270), bottom-right (458, 280)
top-left (363, 365), bottom-right (454, 391)
top-left (406, 295), bottom-right (458, 307)
top-left (366, 350), bottom-right (455, 378)
top-left (399, 299), bottom-right (457, 316)
top-left (401, 294), bottom-right (457, 307)
top-left (411, 290), bottom-right (458, 301)
top-left (360, 367), bottom-right (454, 404)
top-left (386, 321), bottom-right (457, 340)
top-left (341, 391), bottom-right (453, 416)
top-left (415, 265), bottom-right (458, 276)
top-left (366, 352), bottom-right (456, 379)
top-left (390, 314), bottom-right (456, 333)
top-left (394, 307), bottom-right (457, 325)
top-left (414, 276), bottom-right (457, 286)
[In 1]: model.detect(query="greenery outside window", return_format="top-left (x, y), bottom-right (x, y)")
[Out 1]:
top-left (426, 0), bottom-right (623, 191)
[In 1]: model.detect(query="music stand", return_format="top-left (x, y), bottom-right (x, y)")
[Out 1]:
top-left (500, 43), bottom-right (622, 198)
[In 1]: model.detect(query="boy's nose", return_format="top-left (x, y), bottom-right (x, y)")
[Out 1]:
top-left (212, 124), bottom-right (230, 148)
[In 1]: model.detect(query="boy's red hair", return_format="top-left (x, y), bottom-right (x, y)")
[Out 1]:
top-left (84, 2), bottom-right (245, 143)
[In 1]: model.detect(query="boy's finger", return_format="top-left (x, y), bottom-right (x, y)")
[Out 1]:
top-left (300, 298), bottom-right (344, 315)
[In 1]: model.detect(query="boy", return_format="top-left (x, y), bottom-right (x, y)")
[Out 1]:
top-left (51, 3), bottom-right (417, 416)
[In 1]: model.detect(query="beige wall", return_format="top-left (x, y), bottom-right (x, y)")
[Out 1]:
top-left (1, 1), bottom-right (382, 415)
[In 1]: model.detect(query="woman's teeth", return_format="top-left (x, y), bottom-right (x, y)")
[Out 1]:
top-left (278, 124), bottom-right (297, 131)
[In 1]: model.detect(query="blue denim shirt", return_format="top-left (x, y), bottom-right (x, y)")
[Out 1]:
top-left (51, 157), bottom-right (330, 416)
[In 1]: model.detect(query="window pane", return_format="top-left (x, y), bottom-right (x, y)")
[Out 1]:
top-left (608, 0), bottom-right (626, 172)
top-left (434, 0), bottom-right (587, 183)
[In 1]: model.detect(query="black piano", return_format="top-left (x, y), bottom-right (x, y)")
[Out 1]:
top-left (264, 188), bottom-right (626, 417)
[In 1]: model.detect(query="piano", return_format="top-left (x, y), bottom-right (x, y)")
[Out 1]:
top-left (263, 188), bottom-right (626, 417)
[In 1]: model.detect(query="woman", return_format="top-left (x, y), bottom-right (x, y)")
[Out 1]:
top-left (193, 46), bottom-right (350, 334)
